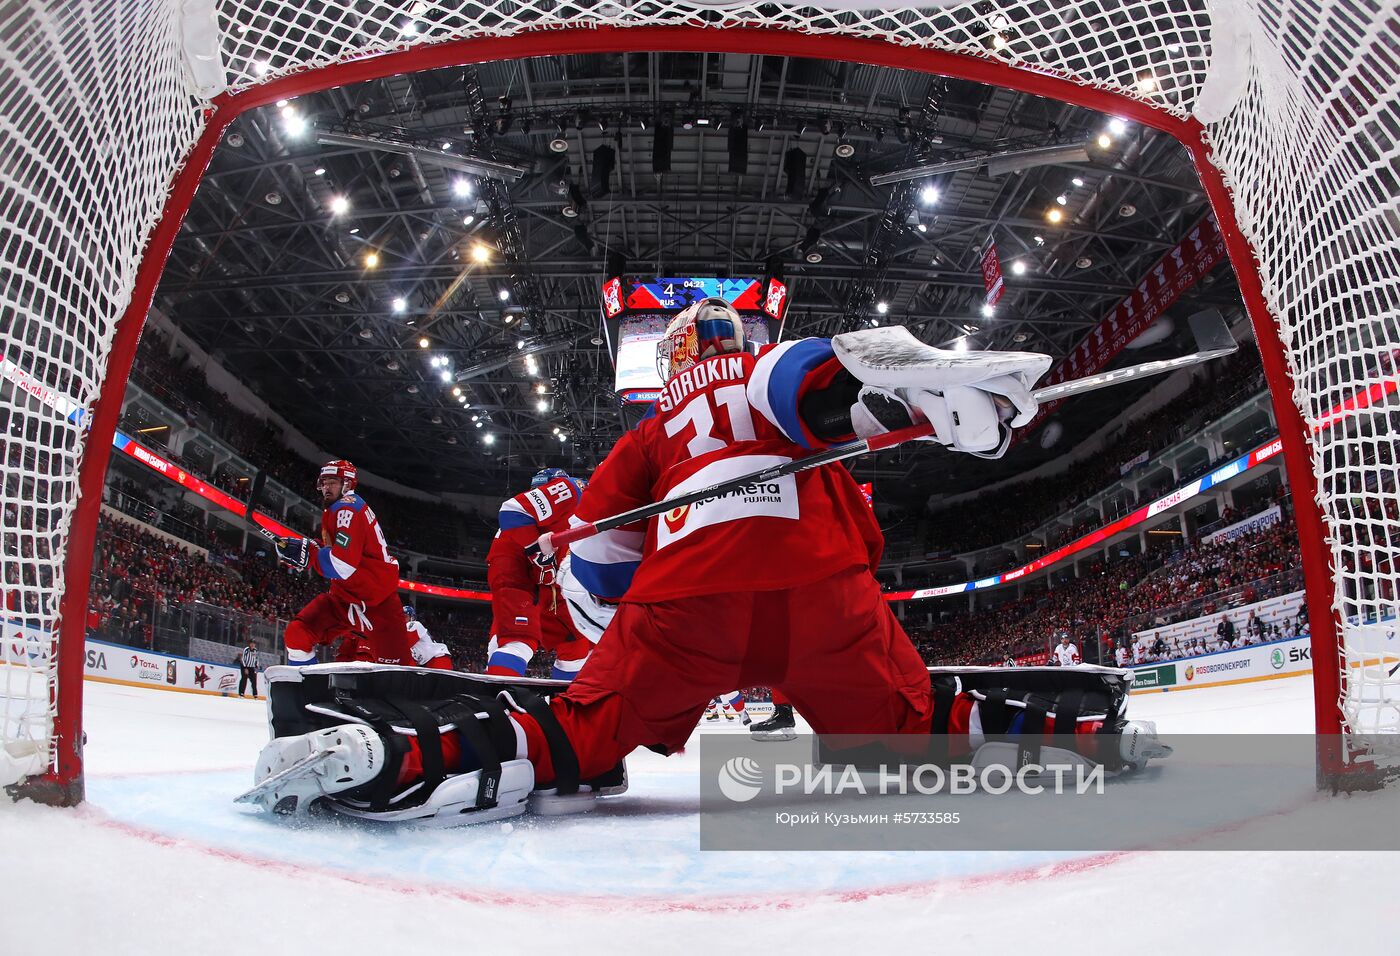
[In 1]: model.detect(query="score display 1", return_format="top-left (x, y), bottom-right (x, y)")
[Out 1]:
top-left (604, 277), bottom-right (788, 404)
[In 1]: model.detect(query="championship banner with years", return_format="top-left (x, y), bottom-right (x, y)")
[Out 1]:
top-left (979, 241), bottom-right (1005, 306)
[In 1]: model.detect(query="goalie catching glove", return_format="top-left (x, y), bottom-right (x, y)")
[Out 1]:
top-left (830, 326), bottom-right (1051, 459)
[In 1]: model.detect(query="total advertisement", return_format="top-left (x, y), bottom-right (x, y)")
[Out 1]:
top-left (1131, 636), bottom-right (1312, 693)
top-left (84, 639), bottom-right (249, 696)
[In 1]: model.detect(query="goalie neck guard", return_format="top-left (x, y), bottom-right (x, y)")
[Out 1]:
top-left (656, 297), bottom-right (745, 383)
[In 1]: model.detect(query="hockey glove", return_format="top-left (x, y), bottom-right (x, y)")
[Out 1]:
top-left (528, 544), bottom-right (556, 572)
top-left (833, 325), bottom-right (1050, 459)
top-left (275, 536), bottom-right (312, 572)
top-left (850, 385), bottom-right (1020, 458)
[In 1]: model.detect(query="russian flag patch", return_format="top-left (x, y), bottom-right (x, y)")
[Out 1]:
top-left (514, 615), bottom-right (529, 626)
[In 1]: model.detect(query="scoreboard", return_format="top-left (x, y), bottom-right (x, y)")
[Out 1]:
top-left (603, 275), bottom-right (789, 405)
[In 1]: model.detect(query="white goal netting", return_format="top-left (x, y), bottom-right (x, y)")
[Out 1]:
top-left (2, 0), bottom-right (1398, 794)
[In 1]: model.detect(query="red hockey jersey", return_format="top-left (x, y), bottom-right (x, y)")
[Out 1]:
top-left (315, 493), bottom-right (401, 604)
top-left (488, 476), bottom-right (585, 642)
top-left (569, 341), bottom-right (883, 603)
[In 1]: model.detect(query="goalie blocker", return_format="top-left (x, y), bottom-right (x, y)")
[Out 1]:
top-left (241, 664), bottom-right (1167, 825)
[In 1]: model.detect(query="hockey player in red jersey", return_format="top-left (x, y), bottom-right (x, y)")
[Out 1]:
top-left (250, 305), bottom-right (1170, 823)
top-left (485, 467), bottom-right (594, 681)
top-left (274, 460), bottom-right (414, 666)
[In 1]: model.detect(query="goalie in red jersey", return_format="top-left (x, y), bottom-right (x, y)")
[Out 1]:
top-left (250, 304), bottom-right (1169, 824)
top-left (484, 467), bottom-right (595, 681)
top-left (274, 460), bottom-right (414, 666)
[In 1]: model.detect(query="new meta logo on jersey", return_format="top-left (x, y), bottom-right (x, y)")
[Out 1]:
top-left (662, 504), bottom-right (692, 534)
top-left (717, 756), bottom-right (765, 802)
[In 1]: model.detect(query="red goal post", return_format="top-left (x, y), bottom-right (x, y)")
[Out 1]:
top-left (3, 0), bottom-right (1396, 803)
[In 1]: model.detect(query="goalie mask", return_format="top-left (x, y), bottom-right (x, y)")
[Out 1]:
top-left (656, 297), bottom-right (745, 383)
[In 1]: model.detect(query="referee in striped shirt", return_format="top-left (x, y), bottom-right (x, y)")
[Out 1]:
top-left (238, 640), bottom-right (259, 697)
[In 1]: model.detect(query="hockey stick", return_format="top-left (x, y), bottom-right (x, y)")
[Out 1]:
top-left (531, 309), bottom-right (1236, 558)
top-left (241, 469), bottom-right (291, 553)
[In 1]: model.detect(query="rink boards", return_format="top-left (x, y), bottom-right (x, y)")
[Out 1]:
top-left (1129, 636), bottom-right (1313, 693)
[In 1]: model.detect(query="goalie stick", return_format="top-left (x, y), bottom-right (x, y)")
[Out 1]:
top-left (530, 309), bottom-right (1236, 559)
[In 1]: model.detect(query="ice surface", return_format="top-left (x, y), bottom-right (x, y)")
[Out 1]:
top-left (3, 675), bottom-right (1398, 954)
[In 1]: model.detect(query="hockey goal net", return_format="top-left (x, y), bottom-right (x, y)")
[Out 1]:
top-left (2, 0), bottom-right (1397, 803)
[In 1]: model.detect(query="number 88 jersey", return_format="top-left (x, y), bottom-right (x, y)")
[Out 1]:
top-left (317, 493), bottom-right (401, 603)
top-left (568, 341), bottom-right (884, 604)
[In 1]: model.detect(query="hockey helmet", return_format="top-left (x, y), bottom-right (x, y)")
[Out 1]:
top-left (402, 604), bottom-right (416, 620)
top-left (531, 467), bottom-right (570, 488)
top-left (656, 297), bottom-right (744, 383)
top-left (318, 459), bottom-right (357, 495)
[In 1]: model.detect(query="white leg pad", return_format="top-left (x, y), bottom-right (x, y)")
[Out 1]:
top-left (529, 761), bottom-right (628, 815)
top-left (332, 759), bottom-right (535, 827)
top-left (969, 741), bottom-right (1098, 778)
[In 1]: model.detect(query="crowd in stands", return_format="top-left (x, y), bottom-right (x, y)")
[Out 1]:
top-left (906, 506), bottom-right (1303, 666)
top-left (85, 510), bottom-right (502, 670)
top-left (80, 488), bottom-right (1307, 691)
top-left (1129, 602), bottom-right (1308, 664)
top-left (87, 512), bottom-right (322, 646)
top-left (922, 343), bottom-right (1265, 557)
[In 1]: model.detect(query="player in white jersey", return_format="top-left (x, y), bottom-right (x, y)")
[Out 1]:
top-left (1115, 644), bottom-right (1130, 667)
top-left (1051, 633), bottom-right (1081, 667)
top-left (404, 605), bottom-right (453, 670)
